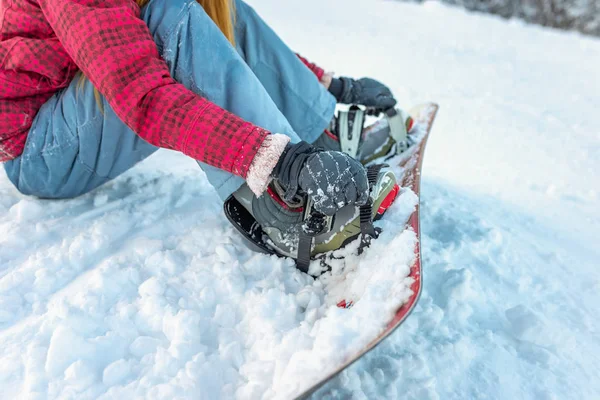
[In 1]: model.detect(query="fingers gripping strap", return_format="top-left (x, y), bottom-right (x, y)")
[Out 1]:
top-left (274, 141), bottom-right (315, 203)
top-left (338, 106), bottom-right (365, 158)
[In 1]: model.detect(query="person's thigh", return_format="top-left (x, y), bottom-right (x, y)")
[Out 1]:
top-left (4, 75), bottom-right (158, 199)
top-left (233, 0), bottom-right (336, 143)
top-left (142, 0), bottom-right (304, 200)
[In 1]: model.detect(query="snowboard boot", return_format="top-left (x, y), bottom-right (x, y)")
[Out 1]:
top-left (313, 106), bottom-right (415, 165)
top-left (224, 165), bottom-right (400, 274)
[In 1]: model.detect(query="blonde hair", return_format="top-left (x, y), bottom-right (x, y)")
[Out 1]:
top-left (136, 0), bottom-right (236, 44)
top-left (81, 0), bottom-right (236, 109)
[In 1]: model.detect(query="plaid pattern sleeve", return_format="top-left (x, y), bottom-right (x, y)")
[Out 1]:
top-left (0, 0), bottom-right (79, 162)
top-left (296, 53), bottom-right (325, 81)
top-left (30, 0), bottom-right (269, 177)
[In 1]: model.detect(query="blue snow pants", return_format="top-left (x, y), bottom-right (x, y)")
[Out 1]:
top-left (3, 0), bottom-right (336, 200)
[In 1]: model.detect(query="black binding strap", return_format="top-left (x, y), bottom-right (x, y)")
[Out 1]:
top-left (367, 163), bottom-right (386, 185)
top-left (358, 201), bottom-right (377, 255)
top-left (296, 164), bottom-right (387, 271)
top-left (296, 211), bottom-right (330, 274)
top-left (358, 164), bottom-right (385, 254)
top-left (296, 234), bottom-right (313, 274)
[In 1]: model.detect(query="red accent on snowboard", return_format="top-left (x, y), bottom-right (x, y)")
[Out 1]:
top-left (296, 103), bottom-right (439, 400)
top-left (336, 299), bottom-right (354, 309)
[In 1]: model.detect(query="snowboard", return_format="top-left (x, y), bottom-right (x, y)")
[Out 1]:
top-left (295, 102), bottom-right (439, 399)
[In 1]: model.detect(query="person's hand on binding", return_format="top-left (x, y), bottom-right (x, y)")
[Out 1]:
top-left (328, 76), bottom-right (397, 111)
top-left (272, 141), bottom-right (370, 216)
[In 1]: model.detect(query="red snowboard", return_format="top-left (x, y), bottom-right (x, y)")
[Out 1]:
top-left (296, 103), bottom-right (439, 399)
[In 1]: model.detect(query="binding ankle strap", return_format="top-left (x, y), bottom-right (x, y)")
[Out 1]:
top-left (337, 106), bottom-right (366, 158)
top-left (295, 164), bottom-right (385, 272)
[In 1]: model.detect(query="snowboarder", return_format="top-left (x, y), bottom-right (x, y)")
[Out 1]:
top-left (1, 0), bottom-right (410, 265)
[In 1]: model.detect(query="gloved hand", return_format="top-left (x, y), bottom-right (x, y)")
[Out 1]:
top-left (272, 142), bottom-right (369, 216)
top-left (328, 77), bottom-right (397, 109)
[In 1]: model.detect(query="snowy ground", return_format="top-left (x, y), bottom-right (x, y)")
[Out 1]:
top-left (1, 0), bottom-right (600, 399)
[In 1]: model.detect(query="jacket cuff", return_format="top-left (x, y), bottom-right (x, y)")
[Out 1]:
top-left (328, 77), bottom-right (344, 101)
top-left (246, 134), bottom-right (291, 196)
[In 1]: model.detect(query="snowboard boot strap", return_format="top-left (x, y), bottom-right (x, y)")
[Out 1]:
top-left (385, 107), bottom-right (411, 154)
top-left (295, 164), bottom-right (384, 272)
top-left (337, 105), bottom-right (366, 158)
top-left (358, 163), bottom-right (386, 254)
top-left (335, 106), bottom-right (412, 163)
top-left (296, 198), bottom-right (334, 273)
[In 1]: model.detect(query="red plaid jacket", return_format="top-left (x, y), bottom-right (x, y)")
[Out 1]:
top-left (0, 0), bottom-right (324, 178)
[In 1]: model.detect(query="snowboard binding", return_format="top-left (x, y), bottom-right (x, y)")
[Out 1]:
top-left (223, 104), bottom-right (418, 274)
top-left (224, 163), bottom-right (399, 275)
top-left (294, 162), bottom-right (391, 273)
top-left (322, 105), bottom-right (415, 165)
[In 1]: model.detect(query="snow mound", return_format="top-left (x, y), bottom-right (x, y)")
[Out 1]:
top-left (2, 0), bottom-right (600, 399)
top-left (0, 146), bottom-right (418, 399)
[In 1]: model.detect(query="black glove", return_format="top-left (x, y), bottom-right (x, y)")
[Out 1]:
top-left (272, 142), bottom-right (369, 216)
top-left (328, 77), bottom-right (397, 109)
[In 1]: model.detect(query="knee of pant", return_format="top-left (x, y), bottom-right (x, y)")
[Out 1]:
top-left (141, 0), bottom-right (209, 40)
top-left (234, 0), bottom-right (260, 31)
top-left (235, 0), bottom-right (257, 17)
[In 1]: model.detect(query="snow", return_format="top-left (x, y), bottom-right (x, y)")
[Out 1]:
top-left (1, 0), bottom-right (600, 399)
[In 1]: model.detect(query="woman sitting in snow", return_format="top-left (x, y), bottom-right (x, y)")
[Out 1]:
top-left (0, 0), bottom-right (407, 264)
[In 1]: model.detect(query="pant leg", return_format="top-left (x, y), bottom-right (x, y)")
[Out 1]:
top-left (233, 0), bottom-right (336, 142)
top-left (142, 0), bottom-right (310, 199)
top-left (3, 75), bottom-right (158, 199)
top-left (5, 0), bottom-right (331, 200)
